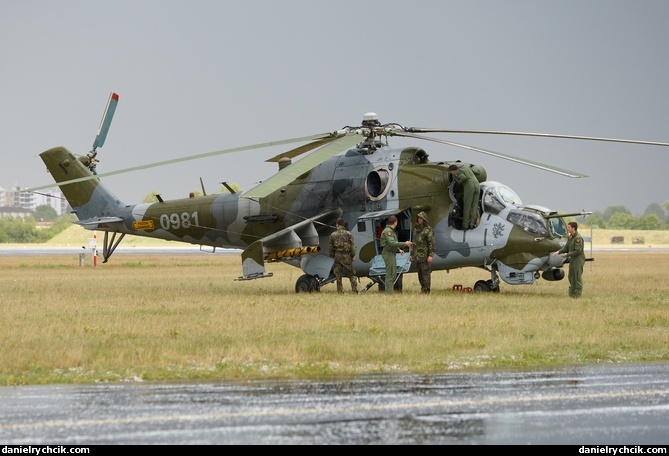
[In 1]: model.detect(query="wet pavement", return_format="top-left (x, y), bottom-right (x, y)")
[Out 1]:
top-left (1, 362), bottom-right (668, 444)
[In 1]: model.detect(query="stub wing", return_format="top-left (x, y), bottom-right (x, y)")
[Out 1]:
top-left (236, 208), bottom-right (341, 281)
top-left (74, 216), bottom-right (125, 228)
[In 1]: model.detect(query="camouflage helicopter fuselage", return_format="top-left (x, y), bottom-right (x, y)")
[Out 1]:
top-left (40, 144), bottom-right (571, 292)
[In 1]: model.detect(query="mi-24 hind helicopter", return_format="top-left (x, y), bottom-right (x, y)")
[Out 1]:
top-left (26, 92), bottom-right (669, 293)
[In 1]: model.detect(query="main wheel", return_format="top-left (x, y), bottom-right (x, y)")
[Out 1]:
top-left (486, 279), bottom-right (500, 293)
top-left (295, 274), bottom-right (315, 293)
top-left (377, 275), bottom-right (402, 292)
top-left (474, 280), bottom-right (490, 292)
top-left (309, 276), bottom-right (321, 292)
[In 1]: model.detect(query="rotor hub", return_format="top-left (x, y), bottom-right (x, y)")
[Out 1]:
top-left (362, 112), bottom-right (380, 127)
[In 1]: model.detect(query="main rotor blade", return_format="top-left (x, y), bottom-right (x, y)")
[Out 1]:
top-left (25, 132), bottom-right (335, 192)
top-left (404, 128), bottom-right (669, 147)
top-left (394, 131), bottom-right (588, 178)
top-left (243, 133), bottom-right (363, 199)
top-left (265, 136), bottom-right (339, 162)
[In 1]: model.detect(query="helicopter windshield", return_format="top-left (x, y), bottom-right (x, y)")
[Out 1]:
top-left (482, 182), bottom-right (523, 215)
top-left (549, 217), bottom-right (568, 236)
top-left (507, 210), bottom-right (550, 237)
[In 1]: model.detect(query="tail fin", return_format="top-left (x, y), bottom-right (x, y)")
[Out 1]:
top-left (40, 147), bottom-right (126, 222)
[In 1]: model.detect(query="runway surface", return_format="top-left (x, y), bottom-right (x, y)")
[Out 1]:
top-left (1, 362), bottom-right (668, 445)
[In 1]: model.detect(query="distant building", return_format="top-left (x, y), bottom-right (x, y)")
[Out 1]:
top-left (0, 185), bottom-right (67, 218)
top-left (32, 188), bottom-right (68, 216)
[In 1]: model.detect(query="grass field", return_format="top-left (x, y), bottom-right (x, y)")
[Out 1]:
top-left (1, 247), bottom-right (667, 386)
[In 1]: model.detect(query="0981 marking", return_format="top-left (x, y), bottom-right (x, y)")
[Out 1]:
top-left (160, 212), bottom-right (199, 230)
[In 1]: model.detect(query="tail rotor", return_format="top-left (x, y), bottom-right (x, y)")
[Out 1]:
top-left (84, 92), bottom-right (119, 174)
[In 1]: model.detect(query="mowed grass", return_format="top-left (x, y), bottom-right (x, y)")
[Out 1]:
top-left (1, 251), bottom-right (668, 385)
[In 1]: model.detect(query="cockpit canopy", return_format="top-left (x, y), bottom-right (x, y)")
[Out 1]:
top-left (481, 181), bottom-right (523, 215)
top-left (481, 181), bottom-right (567, 238)
top-left (507, 210), bottom-right (550, 237)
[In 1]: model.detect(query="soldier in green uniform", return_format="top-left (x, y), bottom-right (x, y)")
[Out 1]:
top-left (410, 211), bottom-right (435, 294)
top-left (449, 163), bottom-right (481, 230)
top-left (328, 218), bottom-right (358, 294)
top-left (380, 215), bottom-right (412, 294)
top-left (553, 221), bottom-right (585, 298)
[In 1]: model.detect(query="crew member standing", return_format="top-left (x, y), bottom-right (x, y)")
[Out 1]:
top-left (553, 221), bottom-right (585, 298)
top-left (449, 164), bottom-right (480, 230)
top-left (410, 211), bottom-right (435, 294)
top-left (380, 215), bottom-right (412, 294)
top-left (328, 218), bottom-right (359, 294)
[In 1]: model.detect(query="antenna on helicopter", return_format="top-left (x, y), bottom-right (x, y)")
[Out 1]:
top-left (200, 177), bottom-right (207, 196)
top-left (84, 92), bottom-right (119, 174)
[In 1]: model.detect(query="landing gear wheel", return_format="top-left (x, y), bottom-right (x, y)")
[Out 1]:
top-left (309, 276), bottom-right (321, 292)
top-left (377, 275), bottom-right (403, 292)
top-left (474, 280), bottom-right (490, 292)
top-left (487, 279), bottom-right (500, 293)
top-left (295, 274), bottom-right (318, 293)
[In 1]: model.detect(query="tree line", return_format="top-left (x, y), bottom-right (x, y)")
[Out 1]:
top-left (0, 205), bottom-right (73, 243)
top-left (584, 202), bottom-right (668, 230)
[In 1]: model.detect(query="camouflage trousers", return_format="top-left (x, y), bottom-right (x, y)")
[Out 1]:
top-left (415, 259), bottom-right (431, 293)
top-left (334, 262), bottom-right (358, 293)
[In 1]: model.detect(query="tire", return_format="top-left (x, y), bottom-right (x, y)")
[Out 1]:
top-left (309, 276), bottom-right (321, 292)
top-left (474, 280), bottom-right (490, 292)
top-left (377, 275), bottom-right (402, 292)
top-left (295, 275), bottom-right (313, 293)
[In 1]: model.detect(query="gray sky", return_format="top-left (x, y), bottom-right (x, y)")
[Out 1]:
top-left (2, 0), bottom-right (668, 216)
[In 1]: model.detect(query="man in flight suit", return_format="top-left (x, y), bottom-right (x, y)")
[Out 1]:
top-left (553, 221), bottom-right (585, 298)
top-left (449, 163), bottom-right (481, 230)
top-left (380, 215), bottom-right (412, 294)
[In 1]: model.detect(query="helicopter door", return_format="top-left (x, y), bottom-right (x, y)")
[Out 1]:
top-left (356, 208), bottom-right (412, 280)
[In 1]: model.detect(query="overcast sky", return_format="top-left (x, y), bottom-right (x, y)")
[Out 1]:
top-left (2, 0), bottom-right (668, 216)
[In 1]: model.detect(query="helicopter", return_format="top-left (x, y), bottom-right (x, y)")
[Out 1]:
top-left (26, 92), bottom-right (669, 293)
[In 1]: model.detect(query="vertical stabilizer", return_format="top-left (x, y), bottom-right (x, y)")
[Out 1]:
top-left (39, 146), bottom-right (126, 222)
